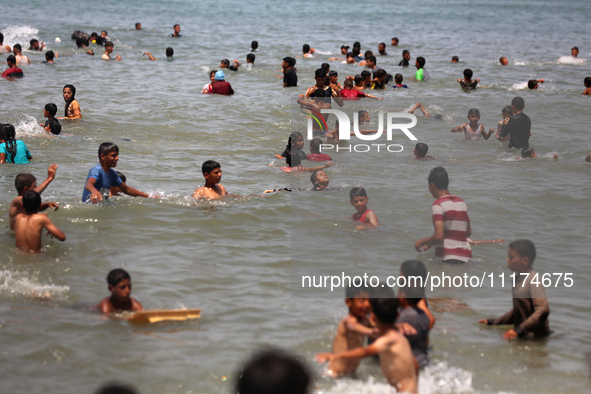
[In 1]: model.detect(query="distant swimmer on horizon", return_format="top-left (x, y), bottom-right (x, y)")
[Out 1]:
top-left (59, 84), bottom-right (82, 119)
top-left (451, 108), bottom-right (494, 140)
top-left (250, 40), bottom-right (258, 51)
top-left (2, 55), bottom-right (24, 78)
top-left (457, 68), bottom-right (479, 90)
top-left (14, 190), bottom-right (65, 254)
top-left (97, 269), bottom-right (143, 315)
top-left (350, 187), bottom-right (379, 230)
top-left (499, 56), bottom-right (509, 65)
top-left (527, 79), bottom-right (544, 89)
top-left (170, 24), bottom-right (181, 37)
top-left (192, 160), bottom-right (232, 199)
top-left (135, 22), bottom-right (142, 30)
top-left (102, 41), bottom-right (121, 61)
top-left (582, 76), bottom-right (591, 95)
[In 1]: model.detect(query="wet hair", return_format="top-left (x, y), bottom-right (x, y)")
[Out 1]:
top-left (394, 73), bottom-right (403, 84)
top-left (402, 49), bottom-right (409, 56)
top-left (584, 76), bottom-right (591, 87)
top-left (369, 286), bottom-right (398, 324)
top-left (302, 44), bottom-right (310, 54)
top-left (527, 79), bottom-right (538, 89)
top-left (107, 268), bottom-right (131, 287)
top-left (379, 42), bottom-right (386, 48)
top-left (250, 40), bottom-right (258, 50)
top-left (0, 33), bottom-right (3, 44)
top-left (221, 59), bottom-right (230, 66)
top-left (502, 105), bottom-right (512, 116)
top-left (468, 108), bottom-right (480, 116)
top-left (344, 79), bottom-right (354, 89)
top-left (416, 56), bottom-right (426, 68)
top-left (346, 52), bottom-right (354, 59)
top-left (13, 44), bottom-right (22, 53)
top-left (104, 41), bottom-right (114, 48)
top-left (366, 55), bottom-right (376, 65)
top-left (360, 70), bottom-right (371, 80)
top-left (428, 166), bottom-right (449, 190)
top-left (45, 103), bottom-right (58, 117)
top-left (310, 169), bottom-right (324, 187)
top-left (352, 48), bottom-right (360, 57)
top-left (246, 53), bottom-right (255, 63)
top-left (321, 63), bottom-right (330, 73)
top-left (45, 50), bottom-right (55, 61)
top-left (358, 110), bottom-right (368, 119)
top-left (235, 348), bottom-right (311, 394)
top-left (15, 173), bottom-right (36, 194)
top-left (76, 38), bottom-right (83, 47)
top-left (509, 239), bottom-right (536, 265)
top-left (353, 41), bottom-right (361, 50)
top-left (314, 68), bottom-right (326, 79)
top-left (349, 186), bottom-right (367, 200)
top-left (1, 124), bottom-right (18, 163)
top-left (391, 37), bottom-right (399, 43)
top-left (98, 142), bottom-right (119, 159)
top-left (116, 171), bottom-right (126, 183)
top-left (6, 54), bottom-right (16, 66)
top-left (463, 68), bottom-right (473, 79)
top-left (572, 46), bottom-right (579, 52)
top-left (307, 138), bottom-right (322, 154)
top-left (415, 142), bottom-right (428, 157)
top-left (202, 160), bottom-right (221, 174)
top-left (30, 39), bottom-right (38, 48)
top-left (63, 84), bottom-right (77, 117)
top-left (499, 56), bottom-right (507, 64)
top-left (284, 131), bottom-right (303, 154)
top-left (46, 119), bottom-right (61, 134)
top-left (452, 56), bottom-right (459, 62)
top-left (173, 24), bottom-right (180, 28)
top-left (511, 96), bottom-right (525, 111)
top-left (95, 381), bottom-right (138, 394)
top-left (166, 47), bottom-right (174, 57)
top-left (399, 260), bottom-right (428, 302)
top-left (328, 70), bottom-right (337, 77)
top-left (375, 69), bottom-right (386, 78)
top-left (354, 75), bottom-right (363, 85)
top-left (364, 51), bottom-right (374, 60)
top-left (346, 285), bottom-right (370, 298)
top-left (22, 190), bottom-right (41, 214)
top-left (135, 22), bottom-right (141, 29)
top-left (521, 147), bottom-right (535, 158)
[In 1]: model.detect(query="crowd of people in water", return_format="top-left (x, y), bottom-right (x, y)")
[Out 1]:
top-left (1, 23), bottom-right (589, 393)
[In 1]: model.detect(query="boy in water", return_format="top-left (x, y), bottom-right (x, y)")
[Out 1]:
top-left (392, 73), bottom-right (408, 88)
top-left (323, 286), bottom-right (377, 377)
top-left (414, 143), bottom-right (435, 160)
top-left (83, 142), bottom-right (150, 203)
top-left (451, 108), bottom-right (494, 140)
top-left (499, 96), bottom-right (531, 149)
top-left (9, 164), bottom-right (59, 230)
top-left (527, 79), bottom-right (544, 89)
top-left (399, 49), bottom-right (410, 66)
top-left (221, 58), bottom-right (241, 71)
top-left (193, 160), bottom-right (230, 199)
top-left (317, 287), bottom-right (418, 393)
top-left (307, 138), bottom-right (332, 161)
top-left (492, 105), bottom-right (513, 141)
top-left (44, 51), bottom-right (55, 64)
top-left (171, 24), bottom-right (181, 37)
top-left (415, 167), bottom-right (472, 263)
top-left (499, 56), bottom-right (509, 65)
top-left (457, 68), bottom-right (479, 90)
top-left (2, 55), bottom-right (24, 79)
top-left (582, 76), bottom-right (591, 95)
top-left (14, 191), bottom-right (65, 253)
top-left (412, 57), bottom-right (429, 81)
top-left (479, 240), bottom-right (550, 339)
top-left (40, 103), bottom-right (61, 135)
top-left (310, 169), bottom-right (330, 190)
top-left (97, 268), bottom-right (143, 315)
top-left (350, 187), bottom-right (378, 230)
top-left (102, 41), bottom-right (121, 61)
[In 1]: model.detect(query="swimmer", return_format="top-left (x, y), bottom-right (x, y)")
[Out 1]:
top-left (102, 41), bottom-right (121, 61)
top-left (29, 39), bottom-right (45, 51)
top-left (399, 49), bottom-right (410, 66)
top-left (457, 68), bottom-right (479, 90)
top-left (499, 56), bottom-right (509, 65)
top-left (391, 37), bottom-right (399, 46)
top-left (414, 142), bottom-right (435, 160)
top-left (492, 105), bottom-right (513, 141)
top-left (582, 76), bottom-right (591, 95)
top-left (97, 269), bottom-right (143, 315)
top-left (280, 151), bottom-right (333, 173)
top-left (201, 69), bottom-right (217, 94)
top-left (527, 79), bottom-right (544, 89)
top-left (451, 108), bottom-right (494, 140)
top-left (451, 56), bottom-right (459, 63)
top-left (44, 51), bottom-right (55, 64)
top-left (571, 46), bottom-right (579, 58)
top-left (192, 160), bottom-right (230, 199)
top-left (0, 33), bottom-right (11, 53)
top-left (350, 187), bottom-right (378, 230)
top-left (302, 43), bottom-right (315, 58)
top-left (0, 124), bottom-right (32, 163)
top-left (14, 191), bottom-right (65, 254)
top-left (59, 84), bottom-right (82, 119)
top-left (12, 44), bottom-right (31, 65)
top-left (221, 58), bottom-right (240, 71)
top-left (135, 22), bottom-right (142, 30)
top-left (40, 103), bottom-right (62, 135)
top-left (171, 24), bottom-right (181, 37)
top-left (2, 55), bottom-right (24, 79)
top-left (250, 40), bottom-right (258, 51)
top-left (392, 73), bottom-right (408, 88)
top-left (378, 42), bottom-right (388, 56)
top-left (307, 138), bottom-right (332, 161)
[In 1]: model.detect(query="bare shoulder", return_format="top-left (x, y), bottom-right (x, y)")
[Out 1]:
top-left (97, 297), bottom-right (113, 314)
top-left (131, 298), bottom-right (143, 311)
top-left (218, 184), bottom-right (228, 195)
top-left (192, 187), bottom-right (205, 198)
top-left (10, 196), bottom-right (23, 208)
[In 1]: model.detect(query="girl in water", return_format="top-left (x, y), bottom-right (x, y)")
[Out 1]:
top-left (280, 132), bottom-right (307, 161)
top-left (60, 84), bottom-right (82, 119)
top-left (0, 124), bottom-right (32, 164)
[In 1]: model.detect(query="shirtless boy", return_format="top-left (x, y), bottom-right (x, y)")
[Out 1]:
top-left (97, 268), bottom-right (143, 315)
top-left (9, 164), bottom-right (58, 230)
top-left (193, 160), bottom-right (229, 199)
top-left (317, 287), bottom-right (418, 393)
top-left (14, 191), bottom-right (65, 253)
top-left (102, 41), bottom-right (121, 61)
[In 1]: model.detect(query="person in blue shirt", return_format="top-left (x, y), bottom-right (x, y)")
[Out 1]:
top-left (0, 124), bottom-right (32, 164)
top-left (82, 142), bottom-right (150, 203)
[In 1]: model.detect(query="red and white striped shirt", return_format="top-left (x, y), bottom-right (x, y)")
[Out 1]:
top-left (431, 195), bottom-right (471, 263)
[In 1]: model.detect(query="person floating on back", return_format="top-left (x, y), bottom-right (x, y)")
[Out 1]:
top-left (9, 164), bottom-right (58, 230)
top-left (82, 142), bottom-right (150, 203)
top-left (451, 108), bottom-right (494, 140)
top-left (97, 269), bottom-right (143, 315)
top-left (350, 187), bottom-right (378, 230)
top-left (479, 240), bottom-right (550, 339)
top-left (14, 190), bottom-right (65, 253)
top-left (415, 167), bottom-right (472, 264)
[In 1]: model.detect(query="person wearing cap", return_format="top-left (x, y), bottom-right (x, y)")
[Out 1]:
top-left (210, 70), bottom-right (234, 96)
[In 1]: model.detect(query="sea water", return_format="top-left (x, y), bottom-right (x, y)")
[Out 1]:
top-left (1, 0), bottom-right (590, 392)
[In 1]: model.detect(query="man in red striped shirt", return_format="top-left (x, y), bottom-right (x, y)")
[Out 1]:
top-left (415, 167), bottom-right (472, 264)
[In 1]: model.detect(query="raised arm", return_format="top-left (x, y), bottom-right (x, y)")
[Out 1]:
top-left (143, 52), bottom-right (157, 61)
top-left (35, 164), bottom-right (58, 194)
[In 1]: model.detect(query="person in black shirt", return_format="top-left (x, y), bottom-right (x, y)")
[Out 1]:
top-left (500, 96), bottom-right (531, 149)
top-left (282, 57), bottom-right (297, 87)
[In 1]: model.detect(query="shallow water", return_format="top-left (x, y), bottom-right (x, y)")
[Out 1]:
top-left (1, 0), bottom-right (591, 393)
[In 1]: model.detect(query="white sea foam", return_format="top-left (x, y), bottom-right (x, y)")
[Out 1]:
top-left (1, 25), bottom-right (39, 47)
top-left (15, 115), bottom-right (46, 138)
top-left (557, 56), bottom-right (584, 65)
top-left (0, 270), bottom-right (70, 300)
